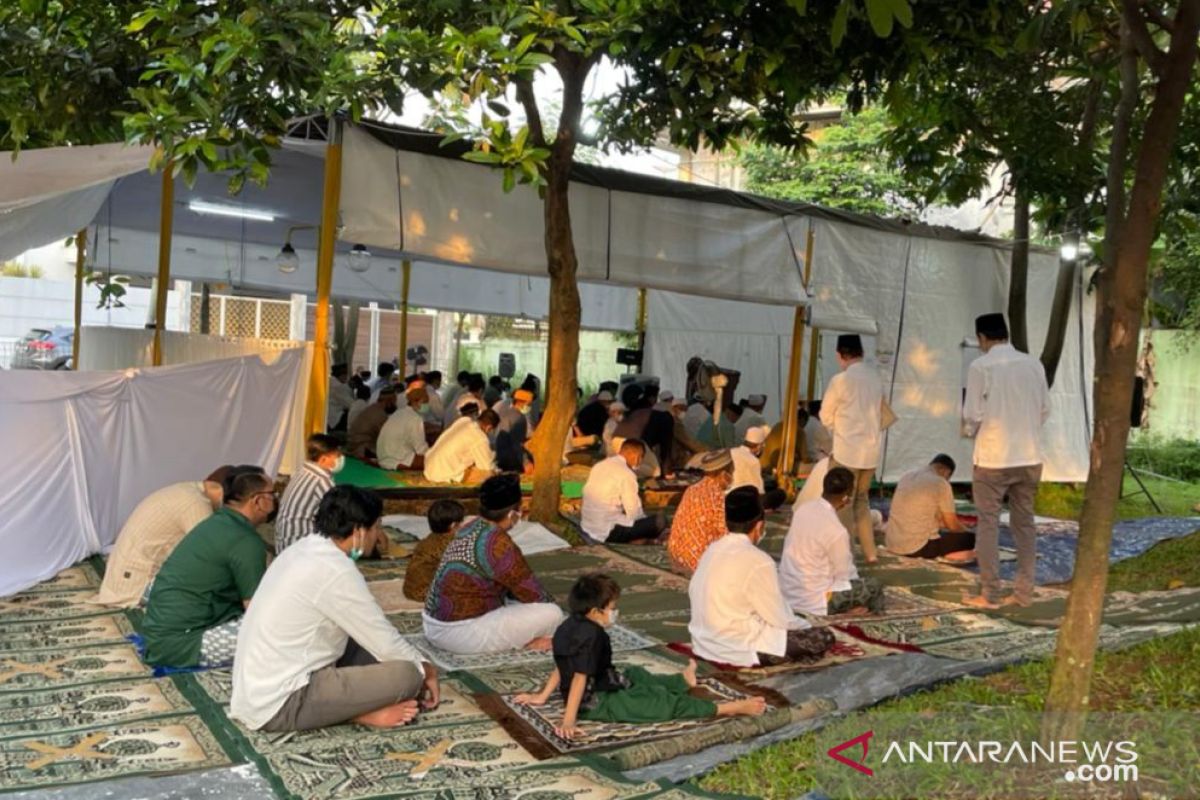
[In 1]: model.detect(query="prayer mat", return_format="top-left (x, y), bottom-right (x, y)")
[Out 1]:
top-left (403, 624), bottom-right (658, 673)
top-left (667, 626), bottom-right (911, 679)
top-left (356, 557), bottom-right (411, 584)
top-left (0, 644), bottom-right (151, 691)
top-left (366, 579), bottom-right (424, 613)
top-left (529, 545), bottom-right (690, 601)
top-left (18, 564), bottom-right (102, 594)
top-left (0, 615), bottom-right (134, 654)
top-left (0, 715), bottom-right (231, 791)
top-left (466, 648), bottom-right (691, 696)
top-left (382, 514), bottom-right (571, 556)
top-left (0, 590), bottom-right (112, 623)
top-left (0, 678), bottom-right (195, 739)
top-left (481, 677), bottom-right (781, 759)
top-left (820, 585), bottom-right (965, 624)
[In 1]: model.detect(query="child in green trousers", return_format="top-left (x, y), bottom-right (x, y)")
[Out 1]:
top-left (514, 573), bottom-right (766, 740)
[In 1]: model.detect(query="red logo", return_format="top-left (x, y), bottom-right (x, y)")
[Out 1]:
top-left (827, 731), bottom-right (874, 776)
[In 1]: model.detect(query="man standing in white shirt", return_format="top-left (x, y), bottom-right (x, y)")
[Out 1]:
top-left (820, 334), bottom-right (884, 562)
top-left (376, 383), bottom-right (431, 470)
top-left (579, 439), bottom-right (666, 544)
top-left (423, 407), bottom-right (498, 484)
top-left (231, 485), bottom-right (437, 731)
top-left (327, 363), bottom-right (355, 432)
top-left (962, 313), bottom-right (1050, 608)
top-left (779, 467), bottom-right (885, 616)
top-left (689, 487), bottom-right (835, 668)
top-left (730, 426), bottom-right (786, 510)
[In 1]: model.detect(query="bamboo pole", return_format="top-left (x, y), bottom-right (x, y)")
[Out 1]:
top-left (779, 227), bottom-right (816, 482)
top-left (71, 229), bottom-right (86, 368)
top-left (151, 168), bottom-right (174, 366)
top-left (635, 287), bottom-right (648, 352)
top-left (399, 259), bottom-right (412, 374)
top-left (303, 121), bottom-right (344, 435)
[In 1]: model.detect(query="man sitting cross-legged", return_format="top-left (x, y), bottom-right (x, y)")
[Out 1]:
top-left (666, 449), bottom-right (734, 575)
top-left (402, 500), bottom-right (467, 603)
top-left (376, 382), bottom-right (432, 471)
top-left (230, 485), bottom-right (437, 731)
top-left (779, 466), bottom-right (885, 617)
top-left (886, 454), bottom-right (975, 562)
top-left (422, 474), bottom-right (564, 654)
top-left (580, 439), bottom-right (666, 544)
top-left (141, 466), bottom-right (274, 668)
top-left (275, 434), bottom-right (343, 554)
top-left (688, 487), bottom-right (836, 668)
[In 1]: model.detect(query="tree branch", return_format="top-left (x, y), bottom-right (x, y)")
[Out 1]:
top-left (1122, 0), bottom-right (1166, 76)
top-left (1141, 1), bottom-right (1175, 33)
top-left (515, 77), bottom-right (546, 148)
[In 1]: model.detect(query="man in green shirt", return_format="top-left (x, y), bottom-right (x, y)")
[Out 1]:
top-left (141, 467), bottom-right (275, 667)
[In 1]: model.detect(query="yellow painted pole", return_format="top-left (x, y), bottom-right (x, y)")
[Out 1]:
top-left (71, 228), bottom-right (86, 368)
top-left (399, 259), bottom-right (412, 374)
top-left (635, 287), bottom-right (648, 352)
top-left (304, 122), bottom-right (344, 435)
top-left (804, 227), bottom-right (821, 402)
top-left (151, 167), bottom-right (174, 366)
top-left (779, 227), bottom-right (816, 482)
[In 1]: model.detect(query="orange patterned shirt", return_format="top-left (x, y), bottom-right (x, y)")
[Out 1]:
top-left (667, 476), bottom-right (728, 573)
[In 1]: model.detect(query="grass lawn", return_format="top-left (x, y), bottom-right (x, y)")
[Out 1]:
top-left (696, 476), bottom-right (1200, 799)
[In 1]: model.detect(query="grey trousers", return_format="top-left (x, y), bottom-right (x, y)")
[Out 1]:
top-left (830, 460), bottom-right (878, 560)
top-left (972, 464), bottom-right (1042, 602)
top-left (827, 576), bottom-right (886, 615)
top-left (262, 640), bottom-right (424, 731)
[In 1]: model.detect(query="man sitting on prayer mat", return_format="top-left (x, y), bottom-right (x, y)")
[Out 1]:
top-left (804, 401), bottom-right (833, 463)
top-left (347, 386), bottom-right (398, 460)
top-left (668, 395), bottom-right (707, 470)
top-left (576, 390), bottom-right (613, 439)
top-left (734, 395), bottom-right (768, 442)
top-left (580, 439), bottom-right (667, 544)
top-left (515, 574), bottom-right (766, 738)
top-left (423, 406), bottom-right (498, 484)
top-left (779, 467), bottom-right (885, 617)
top-left (666, 450), bottom-right (734, 575)
top-left (142, 467), bottom-right (273, 668)
top-left (422, 475), bottom-right (564, 654)
top-left (377, 382), bottom-right (431, 471)
top-left (232, 485), bottom-right (438, 731)
top-left (276, 434), bottom-right (344, 553)
top-left (327, 363), bottom-right (354, 432)
top-left (94, 466), bottom-right (230, 608)
top-left (688, 487), bottom-right (835, 668)
top-left (444, 373), bottom-right (486, 427)
top-left (403, 500), bottom-right (467, 603)
top-left (697, 403), bottom-right (741, 450)
top-left (602, 400), bottom-right (626, 456)
top-left (730, 426), bottom-right (787, 511)
top-left (886, 454), bottom-right (976, 562)
top-left (494, 388), bottom-right (534, 473)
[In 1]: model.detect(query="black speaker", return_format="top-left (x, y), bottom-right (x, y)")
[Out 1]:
top-left (616, 348), bottom-right (643, 367)
top-left (1130, 376), bottom-right (1145, 428)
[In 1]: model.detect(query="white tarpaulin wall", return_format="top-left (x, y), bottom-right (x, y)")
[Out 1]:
top-left (0, 351), bottom-right (307, 597)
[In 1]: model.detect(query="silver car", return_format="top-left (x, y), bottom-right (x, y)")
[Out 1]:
top-left (11, 326), bottom-right (73, 370)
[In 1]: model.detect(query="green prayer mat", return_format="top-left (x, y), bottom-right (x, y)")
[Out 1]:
top-left (334, 457), bottom-right (587, 498)
top-left (0, 615), bottom-right (134, 654)
top-left (0, 678), bottom-right (196, 739)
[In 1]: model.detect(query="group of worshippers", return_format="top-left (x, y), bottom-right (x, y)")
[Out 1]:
top-left (89, 310), bottom-right (1047, 736)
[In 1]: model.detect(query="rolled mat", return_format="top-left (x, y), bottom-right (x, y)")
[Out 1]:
top-left (599, 697), bottom-right (836, 771)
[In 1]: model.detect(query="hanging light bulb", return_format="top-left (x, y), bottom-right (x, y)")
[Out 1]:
top-left (347, 243), bottom-right (372, 273)
top-left (276, 242), bottom-right (300, 274)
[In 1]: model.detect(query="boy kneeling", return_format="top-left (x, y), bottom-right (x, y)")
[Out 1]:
top-left (515, 574), bottom-right (766, 740)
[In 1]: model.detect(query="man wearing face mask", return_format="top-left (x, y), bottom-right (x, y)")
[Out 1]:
top-left (141, 467), bottom-right (274, 668)
top-left (423, 474), bottom-right (564, 654)
top-left (347, 386), bottom-right (398, 460)
top-left (493, 388), bottom-right (534, 473)
top-left (376, 383), bottom-right (432, 471)
top-left (231, 485), bottom-right (437, 732)
top-left (275, 435), bottom-right (346, 553)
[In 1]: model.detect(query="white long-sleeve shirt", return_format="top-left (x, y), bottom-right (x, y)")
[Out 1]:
top-left (327, 378), bottom-right (355, 429)
top-left (376, 406), bottom-right (429, 470)
top-left (580, 455), bottom-right (643, 541)
top-left (689, 533), bottom-right (811, 667)
top-left (423, 416), bottom-right (495, 483)
top-left (730, 445), bottom-right (765, 492)
top-left (230, 535), bottom-right (427, 730)
top-left (962, 343), bottom-right (1050, 469)
top-left (820, 361), bottom-right (884, 470)
top-left (779, 498), bottom-right (858, 615)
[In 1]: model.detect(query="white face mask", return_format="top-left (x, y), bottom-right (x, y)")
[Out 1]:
top-left (331, 455), bottom-right (346, 474)
top-left (607, 608), bottom-right (620, 627)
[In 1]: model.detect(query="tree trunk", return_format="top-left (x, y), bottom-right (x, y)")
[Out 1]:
top-left (1007, 181), bottom-right (1031, 353)
top-left (526, 58), bottom-right (587, 523)
top-left (1043, 0), bottom-right (1200, 737)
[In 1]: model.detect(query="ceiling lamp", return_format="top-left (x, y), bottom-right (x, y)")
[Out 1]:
top-left (347, 244), bottom-right (372, 273)
top-left (276, 242), bottom-right (300, 274)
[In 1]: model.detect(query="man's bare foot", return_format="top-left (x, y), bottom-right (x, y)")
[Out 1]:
top-left (353, 700), bottom-right (420, 728)
top-left (943, 550), bottom-right (976, 563)
top-left (962, 593), bottom-right (999, 610)
top-left (524, 636), bottom-right (553, 651)
top-left (1001, 594), bottom-right (1032, 608)
top-left (843, 605), bottom-right (872, 617)
top-left (716, 696), bottom-right (768, 717)
top-left (682, 658), bottom-right (699, 688)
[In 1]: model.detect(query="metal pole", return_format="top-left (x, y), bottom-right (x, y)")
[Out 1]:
top-left (151, 167), bottom-right (174, 366)
top-left (71, 228), bottom-right (86, 368)
top-left (399, 259), bottom-right (412, 374)
top-left (304, 120), bottom-right (344, 435)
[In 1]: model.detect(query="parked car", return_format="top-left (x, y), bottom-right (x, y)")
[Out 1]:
top-left (11, 326), bottom-right (73, 370)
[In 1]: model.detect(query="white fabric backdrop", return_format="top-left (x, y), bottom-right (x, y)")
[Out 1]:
top-left (0, 350), bottom-right (307, 597)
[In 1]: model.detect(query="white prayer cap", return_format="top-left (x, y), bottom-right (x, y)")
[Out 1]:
top-left (610, 401), bottom-right (626, 412)
top-left (744, 425), bottom-right (769, 445)
top-left (660, 390), bottom-right (674, 402)
top-left (747, 394), bottom-right (766, 406)
top-left (597, 390), bottom-right (614, 402)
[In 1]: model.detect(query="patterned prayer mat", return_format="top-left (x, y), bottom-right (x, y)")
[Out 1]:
top-left (0, 678), bottom-right (195, 739)
top-left (17, 563), bottom-right (102, 594)
top-left (0, 644), bottom-right (151, 692)
top-left (483, 677), bottom-right (778, 758)
top-left (528, 546), bottom-right (690, 600)
top-left (821, 585), bottom-right (965, 624)
top-left (0, 615), bottom-right (134, 654)
top-left (0, 590), bottom-right (111, 623)
top-left (0, 715), bottom-right (231, 791)
top-left (366, 580), bottom-right (424, 614)
top-left (668, 626), bottom-right (913, 679)
top-left (403, 624), bottom-right (658, 673)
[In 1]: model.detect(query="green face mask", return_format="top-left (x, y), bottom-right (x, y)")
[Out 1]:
top-left (348, 531), bottom-right (364, 561)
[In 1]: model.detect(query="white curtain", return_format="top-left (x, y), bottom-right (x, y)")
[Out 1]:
top-left (0, 350), bottom-right (306, 597)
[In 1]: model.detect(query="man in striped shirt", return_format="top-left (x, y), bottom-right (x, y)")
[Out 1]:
top-left (275, 435), bottom-right (344, 553)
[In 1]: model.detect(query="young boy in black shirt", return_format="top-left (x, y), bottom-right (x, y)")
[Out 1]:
top-left (514, 573), bottom-right (766, 740)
